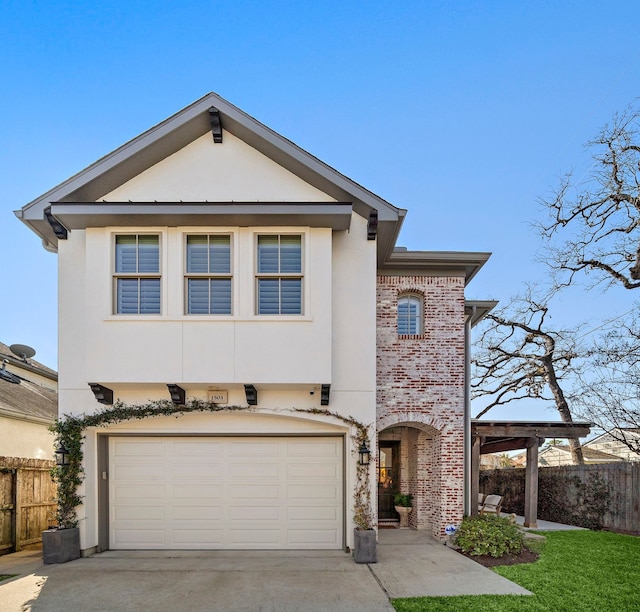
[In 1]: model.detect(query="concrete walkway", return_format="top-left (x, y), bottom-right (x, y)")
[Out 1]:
top-left (511, 515), bottom-right (587, 531)
top-left (0, 531), bottom-right (530, 612)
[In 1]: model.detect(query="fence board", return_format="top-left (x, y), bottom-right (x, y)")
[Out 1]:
top-left (0, 458), bottom-right (56, 555)
top-left (481, 462), bottom-right (640, 534)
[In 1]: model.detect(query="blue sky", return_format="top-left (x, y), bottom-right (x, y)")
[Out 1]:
top-left (1, 1), bottom-right (638, 421)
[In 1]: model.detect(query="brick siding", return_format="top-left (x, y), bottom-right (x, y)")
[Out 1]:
top-left (376, 275), bottom-right (466, 539)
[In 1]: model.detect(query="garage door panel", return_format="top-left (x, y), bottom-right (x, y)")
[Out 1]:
top-left (289, 484), bottom-right (340, 500)
top-left (231, 506), bottom-right (280, 520)
top-left (229, 529), bottom-right (281, 544)
top-left (171, 506), bottom-right (223, 521)
top-left (229, 441), bottom-right (281, 457)
top-left (114, 506), bottom-right (166, 520)
top-left (115, 529), bottom-right (167, 545)
top-left (109, 436), bottom-right (342, 550)
top-left (113, 484), bottom-right (165, 502)
top-left (173, 530), bottom-right (224, 545)
top-left (112, 440), bottom-right (165, 455)
top-left (230, 485), bottom-right (280, 500)
top-left (288, 530), bottom-right (340, 544)
top-left (230, 463), bottom-right (280, 479)
top-left (289, 506), bottom-right (338, 521)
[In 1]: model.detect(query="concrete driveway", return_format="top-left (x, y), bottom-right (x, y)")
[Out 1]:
top-left (0, 530), bottom-right (530, 611)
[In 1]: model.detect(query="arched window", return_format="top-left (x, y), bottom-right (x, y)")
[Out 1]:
top-left (397, 294), bottom-right (422, 335)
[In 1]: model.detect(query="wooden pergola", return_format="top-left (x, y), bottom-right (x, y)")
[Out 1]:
top-left (471, 420), bottom-right (592, 527)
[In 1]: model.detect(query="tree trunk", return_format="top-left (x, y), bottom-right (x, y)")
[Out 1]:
top-left (543, 355), bottom-right (585, 464)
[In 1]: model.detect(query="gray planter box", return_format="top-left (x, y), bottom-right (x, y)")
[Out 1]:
top-left (353, 528), bottom-right (377, 563)
top-left (42, 527), bottom-right (80, 564)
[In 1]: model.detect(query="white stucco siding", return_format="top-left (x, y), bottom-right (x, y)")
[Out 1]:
top-left (0, 416), bottom-right (54, 460)
top-left (75, 226), bottom-right (332, 385)
top-left (331, 214), bottom-right (377, 392)
top-left (101, 132), bottom-right (337, 203)
top-left (58, 231), bottom-right (88, 394)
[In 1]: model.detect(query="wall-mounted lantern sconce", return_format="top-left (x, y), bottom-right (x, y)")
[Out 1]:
top-left (167, 384), bottom-right (186, 405)
top-left (244, 384), bottom-right (258, 406)
top-left (358, 440), bottom-right (371, 466)
top-left (320, 384), bottom-right (331, 406)
top-left (55, 444), bottom-right (70, 467)
top-left (89, 383), bottom-right (113, 405)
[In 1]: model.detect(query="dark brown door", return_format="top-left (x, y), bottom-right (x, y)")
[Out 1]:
top-left (377, 442), bottom-right (399, 519)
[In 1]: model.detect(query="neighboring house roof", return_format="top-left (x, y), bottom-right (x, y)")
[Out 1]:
top-left (537, 444), bottom-right (623, 465)
top-left (0, 341), bottom-right (57, 382)
top-left (586, 429), bottom-right (640, 446)
top-left (0, 377), bottom-right (57, 424)
top-left (584, 429), bottom-right (640, 461)
top-left (0, 341), bottom-right (57, 424)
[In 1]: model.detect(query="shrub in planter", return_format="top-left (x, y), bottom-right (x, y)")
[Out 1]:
top-left (393, 493), bottom-right (413, 507)
top-left (454, 514), bottom-right (524, 558)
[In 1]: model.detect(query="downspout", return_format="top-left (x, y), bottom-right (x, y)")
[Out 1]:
top-left (463, 305), bottom-right (476, 516)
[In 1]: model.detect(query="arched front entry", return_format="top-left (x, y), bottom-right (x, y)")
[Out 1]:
top-left (377, 414), bottom-right (465, 540)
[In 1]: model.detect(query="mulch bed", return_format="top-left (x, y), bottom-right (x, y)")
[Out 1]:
top-left (461, 547), bottom-right (540, 568)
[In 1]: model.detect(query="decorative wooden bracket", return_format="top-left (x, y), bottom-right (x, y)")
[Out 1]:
top-left (209, 107), bottom-right (223, 143)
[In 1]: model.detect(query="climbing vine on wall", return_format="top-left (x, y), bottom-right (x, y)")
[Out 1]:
top-left (50, 400), bottom-right (375, 530)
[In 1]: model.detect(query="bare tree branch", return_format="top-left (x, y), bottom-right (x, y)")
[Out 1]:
top-left (472, 288), bottom-right (586, 463)
top-left (537, 103), bottom-right (640, 290)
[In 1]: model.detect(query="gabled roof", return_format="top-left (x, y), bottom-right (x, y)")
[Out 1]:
top-left (16, 92), bottom-right (406, 263)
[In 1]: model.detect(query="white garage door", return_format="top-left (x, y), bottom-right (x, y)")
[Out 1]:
top-left (109, 436), bottom-right (343, 550)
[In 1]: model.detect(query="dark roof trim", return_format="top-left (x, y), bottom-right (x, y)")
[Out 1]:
top-left (49, 202), bottom-right (353, 231)
top-left (379, 250), bottom-right (492, 284)
top-left (17, 92), bottom-right (403, 262)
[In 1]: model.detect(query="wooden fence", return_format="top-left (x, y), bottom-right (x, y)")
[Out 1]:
top-left (480, 462), bottom-right (640, 534)
top-left (0, 457), bottom-right (57, 554)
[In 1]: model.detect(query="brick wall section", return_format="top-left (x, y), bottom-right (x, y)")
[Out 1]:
top-left (376, 275), bottom-right (466, 539)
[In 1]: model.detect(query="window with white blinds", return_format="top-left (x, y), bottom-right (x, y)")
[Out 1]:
top-left (114, 235), bottom-right (161, 314)
top-left (397, 294), bottom-right (422, 335)
top-left (256, 235), bottom-right (302, 315)
top-left (185, 235), bottom-right (232, 314)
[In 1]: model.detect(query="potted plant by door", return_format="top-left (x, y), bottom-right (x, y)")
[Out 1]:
top-left (353, 502), bottom-right (377, 563)
top-left (43, 444), bottom-right (81, 564)
top-left (394, 493), bottom-right (413, 529)
top-left (352, 441), bottom-right (377, 564)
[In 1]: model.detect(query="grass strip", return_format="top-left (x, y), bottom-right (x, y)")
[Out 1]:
top-left (393, 530), bottom-right (640, 612)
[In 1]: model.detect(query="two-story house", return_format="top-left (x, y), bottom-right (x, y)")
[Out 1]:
top-left (16, 93), bottom-right (491, 556)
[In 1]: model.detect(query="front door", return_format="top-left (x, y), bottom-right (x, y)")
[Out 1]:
top-left (377, 442), bottom-right (399, 519)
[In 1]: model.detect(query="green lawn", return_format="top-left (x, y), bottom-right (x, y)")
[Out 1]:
top-left (393, 530), bottom-right (640, 612)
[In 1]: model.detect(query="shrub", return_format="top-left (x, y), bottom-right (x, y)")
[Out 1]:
top-left (393, 493), bottom-right (413, 507)
top-left (454, 514), bottom-right (524, 558)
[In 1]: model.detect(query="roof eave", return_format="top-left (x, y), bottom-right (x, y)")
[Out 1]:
top-left (18, 92), bottom-right (403, 253)
top-left (378, 250), bottom-right (492, 284)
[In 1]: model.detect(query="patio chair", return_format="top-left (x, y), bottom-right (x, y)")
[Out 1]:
top-left (478, 493), bottom-right (486, 512)
top-left (479, 494), bottom-right (503, 515)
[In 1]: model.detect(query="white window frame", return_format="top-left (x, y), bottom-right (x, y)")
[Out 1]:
top-left (397, 293), bottom-right (423, 336)
top-left (255, 234), bottom-right (304, 315)
top-left (184, 234), bottom-right (233, 315)
top-left (113, 233), bottom-right (161, 315)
